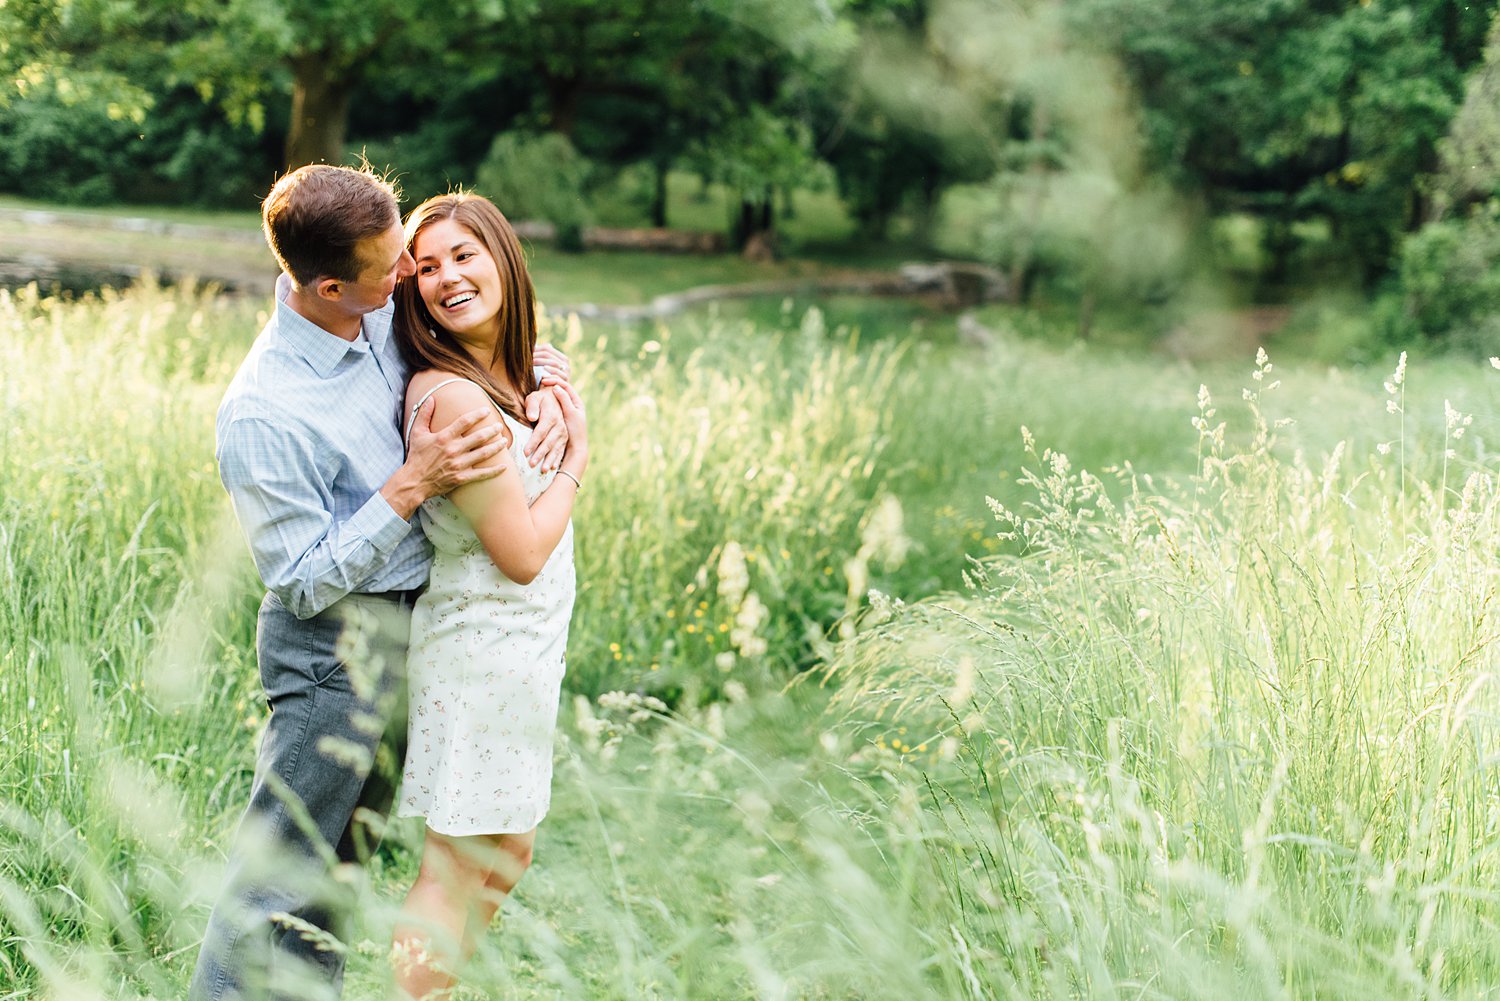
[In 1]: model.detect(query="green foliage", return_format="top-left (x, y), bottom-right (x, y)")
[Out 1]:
top-left (688, 107), bottom-right (820, 208)
top-left (358, 117), bottom-right (487, 206)
top-left (476, 132), bottom-right (593, 251)
top-left (1436, 9), bottom-right (1500, 214)
top-left (0, 83), bottom-right (135, 203)
top-left (1391, 204), bottom-right (1500, 353)
top-left (0, 84), bottom-right (267, 206)
top-left (1085, 0), bottom-right (1496, 283)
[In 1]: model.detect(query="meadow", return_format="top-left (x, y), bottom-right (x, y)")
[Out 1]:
top-left (4, 278), bottom-right (1500, 999)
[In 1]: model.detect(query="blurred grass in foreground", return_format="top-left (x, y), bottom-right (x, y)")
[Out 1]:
top-left (4, 281), bottom-right (1500, 996)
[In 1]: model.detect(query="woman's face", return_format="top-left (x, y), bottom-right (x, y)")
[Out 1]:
top-left (412, 218), bottom-right (504, 343)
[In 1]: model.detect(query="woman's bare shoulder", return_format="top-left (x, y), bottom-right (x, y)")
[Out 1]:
top-left (407, 370), bottom-right (484, 408)
top-left (405, 371), bottom-right (507, 438)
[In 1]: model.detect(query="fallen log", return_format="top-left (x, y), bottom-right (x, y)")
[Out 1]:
top-left (512, 220), bottom-right (725, 253)
top-left (549, 262), bottom-right (1010, 321)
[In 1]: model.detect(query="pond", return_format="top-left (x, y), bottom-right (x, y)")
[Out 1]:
top-left (0, 255), bottom-right (253, 296)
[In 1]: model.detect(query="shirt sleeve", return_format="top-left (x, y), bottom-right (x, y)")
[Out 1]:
top-left (218, 416), bottom-right (412, 618)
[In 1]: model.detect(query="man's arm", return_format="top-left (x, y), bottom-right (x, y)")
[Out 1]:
top-left (219, 418), bottom-right (412, 618)
top-left (219, 408), bottom-right (505, 618)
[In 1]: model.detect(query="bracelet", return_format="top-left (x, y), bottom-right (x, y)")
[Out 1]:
top-left (556, 469), bottom-right (582, 493)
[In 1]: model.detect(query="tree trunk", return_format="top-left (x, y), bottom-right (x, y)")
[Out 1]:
top-left (1076, 288), bottom-right (1097, 341)
top-left (547, 76), bottom-right (583, 138)
top-left (1261, 199), bottom-right (1297, 288)
top-left (736, 198), bottom-right (757, 246)
top-left (1009, 106), bottom-right (1052, 305)
top-left (286, 54), bottom-right (352, 170)
top-left (737, 197), bottom-right (778, 260)
top-left (651, 160), bottom-right (669, 228)
top-left (911, 170), bottom-right (942, 249)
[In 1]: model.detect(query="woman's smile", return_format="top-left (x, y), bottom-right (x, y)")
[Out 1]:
top-left (415, 217), bottom-right (504, 338)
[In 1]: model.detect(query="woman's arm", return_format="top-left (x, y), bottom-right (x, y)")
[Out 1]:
top-left (408, 373), bottom-right (581, 585)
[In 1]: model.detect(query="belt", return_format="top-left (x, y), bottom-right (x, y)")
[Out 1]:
top-left (357, 588), bottom-right (422, 607)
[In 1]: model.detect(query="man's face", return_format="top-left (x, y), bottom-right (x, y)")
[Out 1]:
top-left (339, 222), bottom-right (414, 315)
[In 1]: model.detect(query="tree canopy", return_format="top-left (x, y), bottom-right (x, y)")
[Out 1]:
top-left (5, 0), bottom-right (1500, 326)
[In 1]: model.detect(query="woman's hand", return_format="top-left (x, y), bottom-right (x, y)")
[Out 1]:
top-left (524, 386), bottom-right (568, 470)
top-left (553, 382), bottom-right (588, 472)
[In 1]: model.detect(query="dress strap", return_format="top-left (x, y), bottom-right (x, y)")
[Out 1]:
top-left (403, 377), bottom-right (481, 448)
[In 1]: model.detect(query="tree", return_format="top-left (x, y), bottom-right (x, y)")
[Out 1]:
top-left (0, 1), bottom-right (274, 203)
top-left (1434, 7), bottom-right (1500, 215)
top-left (461, 0), bottom-right (852, 245)
top-left (174, 0), bottom-right (509, 169)
top-left (1081, 0), bottom-right (1497, 284)
top-left (811, 0), bottom-right (994, 243)
top-left (2, 0), bottom-right (511, 171)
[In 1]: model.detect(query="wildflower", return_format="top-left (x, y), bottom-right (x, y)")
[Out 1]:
top-left (861, 496), bottom-right (910, 568)
top-left (718, 542), bottom-right (749, 604)
top-left (1249, 348), bottom-right (1278, 389)
top-left (724, 680), bottom-right (748, 703)
top-left (1445, 399), bottom-right (1473, 440)
top-left (866, 588), bottom-right (904, 623)
top-left (800, 305), bottom-right (826, 340)
top-left (715, 652), bottom-right (736, 671)
top-left (737, 791), bottom-right (772, 834)
top-left (951, 655), bottom-right (974, 708)
top-left (705, 703), bottom-right (726, 740)
top-left (598, 690), bottom-right (669, 720)
top-left (731, 592), bottom-right (769, 657)
top-left (1386, 351), bottom-right (1407, 391)
top-left (1491, 357), bottom-right (1500, 369)
top-left (573, 695), bottom-right (606, 752)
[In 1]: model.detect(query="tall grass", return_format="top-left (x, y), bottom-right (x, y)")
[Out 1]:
top-left (6, 279), bottom-right (1500, 997)
top-left (824, 350), bottom-right (1500, 998)
top-left (0, 281), bottom-right (922, 995)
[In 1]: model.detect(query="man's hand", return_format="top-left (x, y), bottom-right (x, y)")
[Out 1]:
top-left (524, 384), bottom-right (569, 470)
top-left (534, 343), bottom-right (572, 384)
top-left (382, 400), bottom-right (506, 518)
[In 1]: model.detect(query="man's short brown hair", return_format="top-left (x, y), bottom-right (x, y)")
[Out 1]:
top-left (262, 165), bottom-right (400, 289)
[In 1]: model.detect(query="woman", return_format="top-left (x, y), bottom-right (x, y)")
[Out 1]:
top-left (388, 191), bottom-right (588, 999)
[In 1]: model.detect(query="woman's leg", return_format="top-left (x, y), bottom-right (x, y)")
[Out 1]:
top-left (392, 827), bottom-right (536, 999)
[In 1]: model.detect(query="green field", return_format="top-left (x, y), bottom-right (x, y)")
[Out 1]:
top-left (5, 278), bottom-right (1500, 998)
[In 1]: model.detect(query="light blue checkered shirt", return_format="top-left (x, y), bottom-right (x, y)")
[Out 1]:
top-left (216, 289), bottom-right (431, 619)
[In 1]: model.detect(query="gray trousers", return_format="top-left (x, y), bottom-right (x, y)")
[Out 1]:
top-left (189, 591), bottom-right (412, 1001)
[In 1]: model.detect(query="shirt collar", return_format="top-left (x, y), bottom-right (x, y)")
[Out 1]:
top-left (274, 297), bottom-right (361, 378)
top-left (362, 298), bottom-right (396, 353)
top-left (270, 274), bottom-right (396, 378)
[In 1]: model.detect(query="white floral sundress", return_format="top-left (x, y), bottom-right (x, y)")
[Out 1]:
top-left (397, 377), bottom-right (576, 835)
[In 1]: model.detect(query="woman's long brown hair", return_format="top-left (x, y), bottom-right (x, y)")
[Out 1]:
top-left (393, 192), bottom-right (538, 425)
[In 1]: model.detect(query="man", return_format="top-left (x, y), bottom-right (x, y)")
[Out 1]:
top-left (192, 164), bottom-right (568, 1001)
